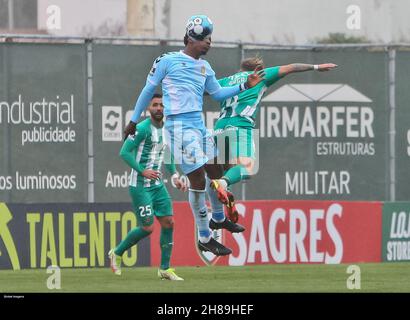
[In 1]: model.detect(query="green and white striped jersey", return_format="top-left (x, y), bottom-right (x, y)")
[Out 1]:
top-left (120, 118), bottom-right (176, 188)
top-left (217, 66), bottom-right (282, 127)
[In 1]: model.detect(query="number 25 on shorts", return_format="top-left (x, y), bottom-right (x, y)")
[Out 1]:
top-left (139, 205), bottom-right (152, 217)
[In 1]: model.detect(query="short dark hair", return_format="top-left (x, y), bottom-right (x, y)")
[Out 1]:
top-left (183, 34), bottom-right (189, 46)
top-left (152, 93), bottom-right (162, 100)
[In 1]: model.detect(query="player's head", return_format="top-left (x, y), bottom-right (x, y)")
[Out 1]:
top-left (148, 93), bottom-right (164, 122)
top-left (185, 15), bottom-right (213, 41)
top-left (184, 15), bottom-right (213, 55)
top-left (240, 56), bottom-right (265, 71)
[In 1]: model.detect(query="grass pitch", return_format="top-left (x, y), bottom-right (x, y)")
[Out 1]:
top-left (1, 263), bottom-right (410, 293)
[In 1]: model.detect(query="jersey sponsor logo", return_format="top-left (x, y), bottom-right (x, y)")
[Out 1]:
top-left (201, 66), bottom-right (206, 76)
top-left (227, 73), bottom-right (247, 86)
top-left (102, 106), bottom-right (122, 141)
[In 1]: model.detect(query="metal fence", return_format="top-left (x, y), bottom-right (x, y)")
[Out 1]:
top-left (1, 34), bottom-right (409, 202)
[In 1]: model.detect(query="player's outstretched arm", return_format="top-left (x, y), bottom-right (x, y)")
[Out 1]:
top-left (123, 82), bottom-right (156, 141)
top-left (207, 66), bottom-right (265, 102)
top-left (279, 63), bottom-right (338, 77)
top-left (124, 53), bottom-right (168, 140)
top-left (245, 65), bottom-right (266, 88)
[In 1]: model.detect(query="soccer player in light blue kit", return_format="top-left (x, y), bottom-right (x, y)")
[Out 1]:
top-left (124, 15), bottom-right (264, 256)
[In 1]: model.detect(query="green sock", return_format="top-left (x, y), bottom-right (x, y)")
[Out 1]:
top-left (223, 165), bottom-right (250, 185)
top-left (114, 227), bottom-right (151, 256)
top-left (160, 227), bottom-right (174, 270)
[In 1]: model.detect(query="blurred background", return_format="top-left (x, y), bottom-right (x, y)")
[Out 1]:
top-left (2, 0), bottom-right (409, 203)
top-left (0, 1), bottom-right (409, 272)
top-left (0, 0), bottom-right (408, 43)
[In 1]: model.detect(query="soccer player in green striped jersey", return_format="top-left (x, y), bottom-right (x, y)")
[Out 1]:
top-left (109, 93), bottom-right (187, 281)
top-left (211, 56), bottom-right (337, 212)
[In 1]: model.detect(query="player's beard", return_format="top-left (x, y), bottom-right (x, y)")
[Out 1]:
top-left (152, 112), bottom-right (163, 122)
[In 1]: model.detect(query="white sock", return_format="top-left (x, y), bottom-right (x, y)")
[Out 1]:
top-left (188, 189), bottom-right (211, 240)
top-left (218, 179), bottom-right (228, 190)
top-left (205, 176), bottom-right (225, 223)
top-left (199, 235), bottom-right (211, 243)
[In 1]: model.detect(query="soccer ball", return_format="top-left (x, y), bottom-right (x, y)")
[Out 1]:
top-left (185, 15), bottom-right (213, 40)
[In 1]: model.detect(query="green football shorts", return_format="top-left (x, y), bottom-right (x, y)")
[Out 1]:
top-left (128, 184), bottom-right (173, 226)
top-left (214, 119), bottom-right (255, 162)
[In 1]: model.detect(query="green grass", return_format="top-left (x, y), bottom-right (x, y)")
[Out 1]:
top-left (1, 263), bottom-right (410, 293)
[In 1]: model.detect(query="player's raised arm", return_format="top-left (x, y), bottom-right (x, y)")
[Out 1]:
top-left (123, 82), bottom-right (156, 140)
top-left (278, 63), bottom-right (337, 77)
top-left (123, 55), bottom-right (168, 140)
top-left (206, 66), bottom-right (265, 102)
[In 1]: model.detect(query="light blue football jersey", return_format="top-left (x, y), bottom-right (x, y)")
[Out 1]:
top-left (147, 51), bottom-right (221, 116)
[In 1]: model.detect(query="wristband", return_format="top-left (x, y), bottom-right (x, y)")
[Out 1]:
top-left (314, 65), bottom-right (319, 70)
top-left (239, 82), bottom-right (249, 91)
